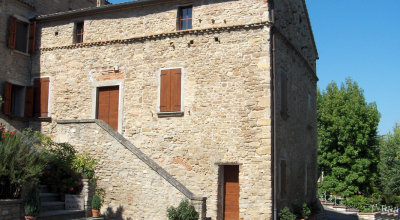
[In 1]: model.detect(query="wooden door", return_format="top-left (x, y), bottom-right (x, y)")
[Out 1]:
top-left (97, 86), bottom-right (119, 130)
top-left (224, 165), bottom-right (239, 220)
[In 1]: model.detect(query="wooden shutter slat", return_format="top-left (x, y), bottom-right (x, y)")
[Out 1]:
top-left (3, 82), bottom-right (13, 115)
top-left (160, 70), bottom-right (171, 112)
top-left (224, 165), bottom-right (239, 220)
top-left (24, 86), bottom-right (34, 117)
top-left (171, 69), bottom-right (181, 112)
top-left (7, 16), bottom-right (17, 49)
top-left (33, 78), bottom-right (40, 117)
top-left (28, 21), bottom-right (36, 54)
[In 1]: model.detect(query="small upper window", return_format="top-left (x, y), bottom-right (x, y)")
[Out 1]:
top-left (179, 6), bottom-right (192, 30)
top-left (7, 16), bottom-right (36, 53)
top-left (75, 22), bottom-right (84, 44)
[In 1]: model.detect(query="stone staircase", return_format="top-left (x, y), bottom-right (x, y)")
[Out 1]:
top-left (38, 185), bottom-right (87, 220)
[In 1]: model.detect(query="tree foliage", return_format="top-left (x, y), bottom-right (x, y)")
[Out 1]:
top-left (379, 123), bottom-right (400, 196)
top-left (317, 78), bottom-right (380, 197)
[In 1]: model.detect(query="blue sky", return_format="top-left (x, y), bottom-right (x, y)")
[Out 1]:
top-left (108, 0), bottom-right (400, 135)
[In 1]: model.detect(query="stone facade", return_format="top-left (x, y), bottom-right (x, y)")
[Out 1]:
top-left (0, 200), bottom-right (24, 220)
top-left (1, 0), bottom-right (318, 219)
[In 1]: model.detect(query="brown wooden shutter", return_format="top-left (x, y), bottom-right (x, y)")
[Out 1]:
top-left (171, 69), bottom-right (181, 112)
top-left (160, 70), bottom-right (171, 112)
top-left (280, 160), bottom-right (287, 199)
top-left (24, 86), bottom-right (34, 117)
top-left (28, 21), bottom-right (36, 54)
top-left (224, 165), bottom-right (239, 220)
top-left (97, 86), bottom-right (119, 130)
top-left (3, 82), bottom-right (13, 115)
top-left (33, 78), bottom-right (49, 117)
top-left (7, 16), bottom-right (17, 49)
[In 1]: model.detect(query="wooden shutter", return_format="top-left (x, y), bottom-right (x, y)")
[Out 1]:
top-left (97, 86), bottom-right (119, 131)
top-left (7, 16), bottom-right (17, 49)
top-left (33, 78), bottom-right (49, 117)
top-left (3, 82), bottom-right (13, 115)
top-left (280, 160), bottom-right (287, 199)
top-left (160, 69), bottom-right (181, 112)
top-left (160, 70), bottom-right (171, 112)
top-left (24, 86), bottom-right (34, 117)
top-left (224, 165), bottom-right (239, 220)
top-left (28, 21), bottom-right (36, 54)
top-left (171, 69), bottom-right (181, 111)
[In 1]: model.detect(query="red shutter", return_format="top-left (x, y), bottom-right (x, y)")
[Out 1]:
top-left (24, 86), bottom-right (34, 117)
top-left (28, 21), bottom-right (36, 54)
top-left (171, 69), bottom-right (181, 112)
top-left (3, 82), bottom-right (13, 115)
top-left (160, 70), bottom-right (171, 112)
top-left (33, 78), bottom-right (49, 117)
top-left (7, 16), bottom-right (17, 49)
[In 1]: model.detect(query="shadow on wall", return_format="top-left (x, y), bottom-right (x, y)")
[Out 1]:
top-left (104, 205), bottom-right (130, 220)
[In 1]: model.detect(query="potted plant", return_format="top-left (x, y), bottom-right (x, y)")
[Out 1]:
top-left (307, 199), bottom-right (320, 220)
top-left (91, 194), bottom-right (102, 217)
top-left (278, 207), bottom-right (296, 220)
top-left (25, 186), bottom-right (41, 220)
top-left (293, 203), bottom-right (311, 220)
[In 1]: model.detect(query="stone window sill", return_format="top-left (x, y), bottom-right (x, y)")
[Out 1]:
top-left (157, 112), bottom-right (184, 118)
top-left (13, 50), bottom-right (30, 57)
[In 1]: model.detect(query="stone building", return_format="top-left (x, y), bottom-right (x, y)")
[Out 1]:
top-left (1, 0), bottom-right (319, 219)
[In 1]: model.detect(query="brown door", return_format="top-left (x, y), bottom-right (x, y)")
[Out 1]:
top-left (97, 86), bottom-right (119, 130)
top-left (224, 165), bottom-right (239, 220)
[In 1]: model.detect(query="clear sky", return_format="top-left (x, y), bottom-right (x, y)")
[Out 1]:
top-left (108, 0), bottom-right (400, 135)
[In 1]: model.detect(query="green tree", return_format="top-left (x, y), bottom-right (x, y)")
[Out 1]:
top-left (317, 78), bottom-right (380, 197)
top-left (379, 123), bottom-right (400, 196)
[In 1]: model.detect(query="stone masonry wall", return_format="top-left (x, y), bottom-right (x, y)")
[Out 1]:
top-left (274, 0), bottom-right (318, 211)
top-left (55, 122), bottom-right (195, 220)
top-left (0, 200), bottom-right (24, 220)
top-left (32, 1), bottom-right (274, 217)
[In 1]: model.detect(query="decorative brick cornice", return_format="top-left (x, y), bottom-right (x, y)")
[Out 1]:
top-left (38, 21), bottom-right (271, 52)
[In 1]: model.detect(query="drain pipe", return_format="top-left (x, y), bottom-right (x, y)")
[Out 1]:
top-left (269, 0), bottom-right (277, 219)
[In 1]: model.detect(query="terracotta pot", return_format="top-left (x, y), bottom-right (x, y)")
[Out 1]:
top-left (50, 186), bottom-right (59, 193)
top-left (307, 214), bottom-right (317, 220)
top-left (296, 219), bottom-right (305, 220)
top-left (92, 209), bottom-right (100, 217)
top-left (25, 216), bottom-right (36, 220)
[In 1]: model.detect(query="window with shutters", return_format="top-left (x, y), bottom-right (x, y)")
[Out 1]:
top-left (3, 78), bottom-right (49, 118)
top-left (280, 69), bottom-right (288, 119)
top-left (74, 22), bottom-right (84, 44)
top-left (158, 68), bottom-right (183, 117)
top-left (7, 16), bottom-right (36, 53)
top-left (280, 159), bottom-right (287, 199)
top-left (178, 6), bottom-right (192, 30)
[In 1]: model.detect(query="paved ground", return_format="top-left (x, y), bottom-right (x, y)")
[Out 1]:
top-left (325, 209), bottom-right (359, 220)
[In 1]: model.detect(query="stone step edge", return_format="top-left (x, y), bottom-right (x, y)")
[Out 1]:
top-left (41, 201), bottom-right (65, 206)
top-left (39, 210), bottom-right (85, 217)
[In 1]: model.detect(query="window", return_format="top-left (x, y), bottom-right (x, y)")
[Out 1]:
top-left (159, 68), bottom-right (182, 113)
top-left (280, 70), bottom-right (288, 118)
top-left (3, 78), bottom-right (49, 117)
top-left (178, 6), bottom-right (192, 30)
top-left (7, 16), bottom-right (36, 53)
top-left (75, 22), bottom-right (84, 44)
top-left (280, 159), bottom-right (287, 199)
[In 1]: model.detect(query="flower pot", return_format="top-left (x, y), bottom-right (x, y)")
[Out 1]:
top-left (25, 216), bottom-right (36, 220)
top-left (50, 186), bottom-right (59, 193)
top-left (307, 214), bottom-right (317, 220)
top-left (296, 219), bottom-right (305, 220)
top-left (92, 209), bottom-right (100, 217)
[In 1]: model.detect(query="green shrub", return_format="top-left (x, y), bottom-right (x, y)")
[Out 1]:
top-left (92, 194), bottom-right (102, 210)
top-left (293, 203), bottom-right (311, 219)
top-left (25, 186), bottom-right (41, 217)
top-left (278, 207), bottom-right (296, 220)
top-left (167, 199), bottom-right (199, 220)
top-left (72, 153), bottom-right (97, 179)
top-left (0, 130), bottom-right (49, 189)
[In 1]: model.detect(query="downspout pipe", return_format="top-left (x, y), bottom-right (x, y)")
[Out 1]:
top-left (269, 0), bottom-right (277, 219)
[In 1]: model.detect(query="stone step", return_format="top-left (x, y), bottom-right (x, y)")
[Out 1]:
top-left (39, 185), bottom-right (50, 194)
top-left (70, 218), bottom-right (104, 220)
top-left (41, 193), bottom-right (61, 202)
top-left (38, 210), bottom-right (86, 220)
top-left (41, 201), bottom-right (65, 212)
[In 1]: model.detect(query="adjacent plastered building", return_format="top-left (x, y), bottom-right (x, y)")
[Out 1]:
top-left (1, 0), bottom-right (319, 219)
